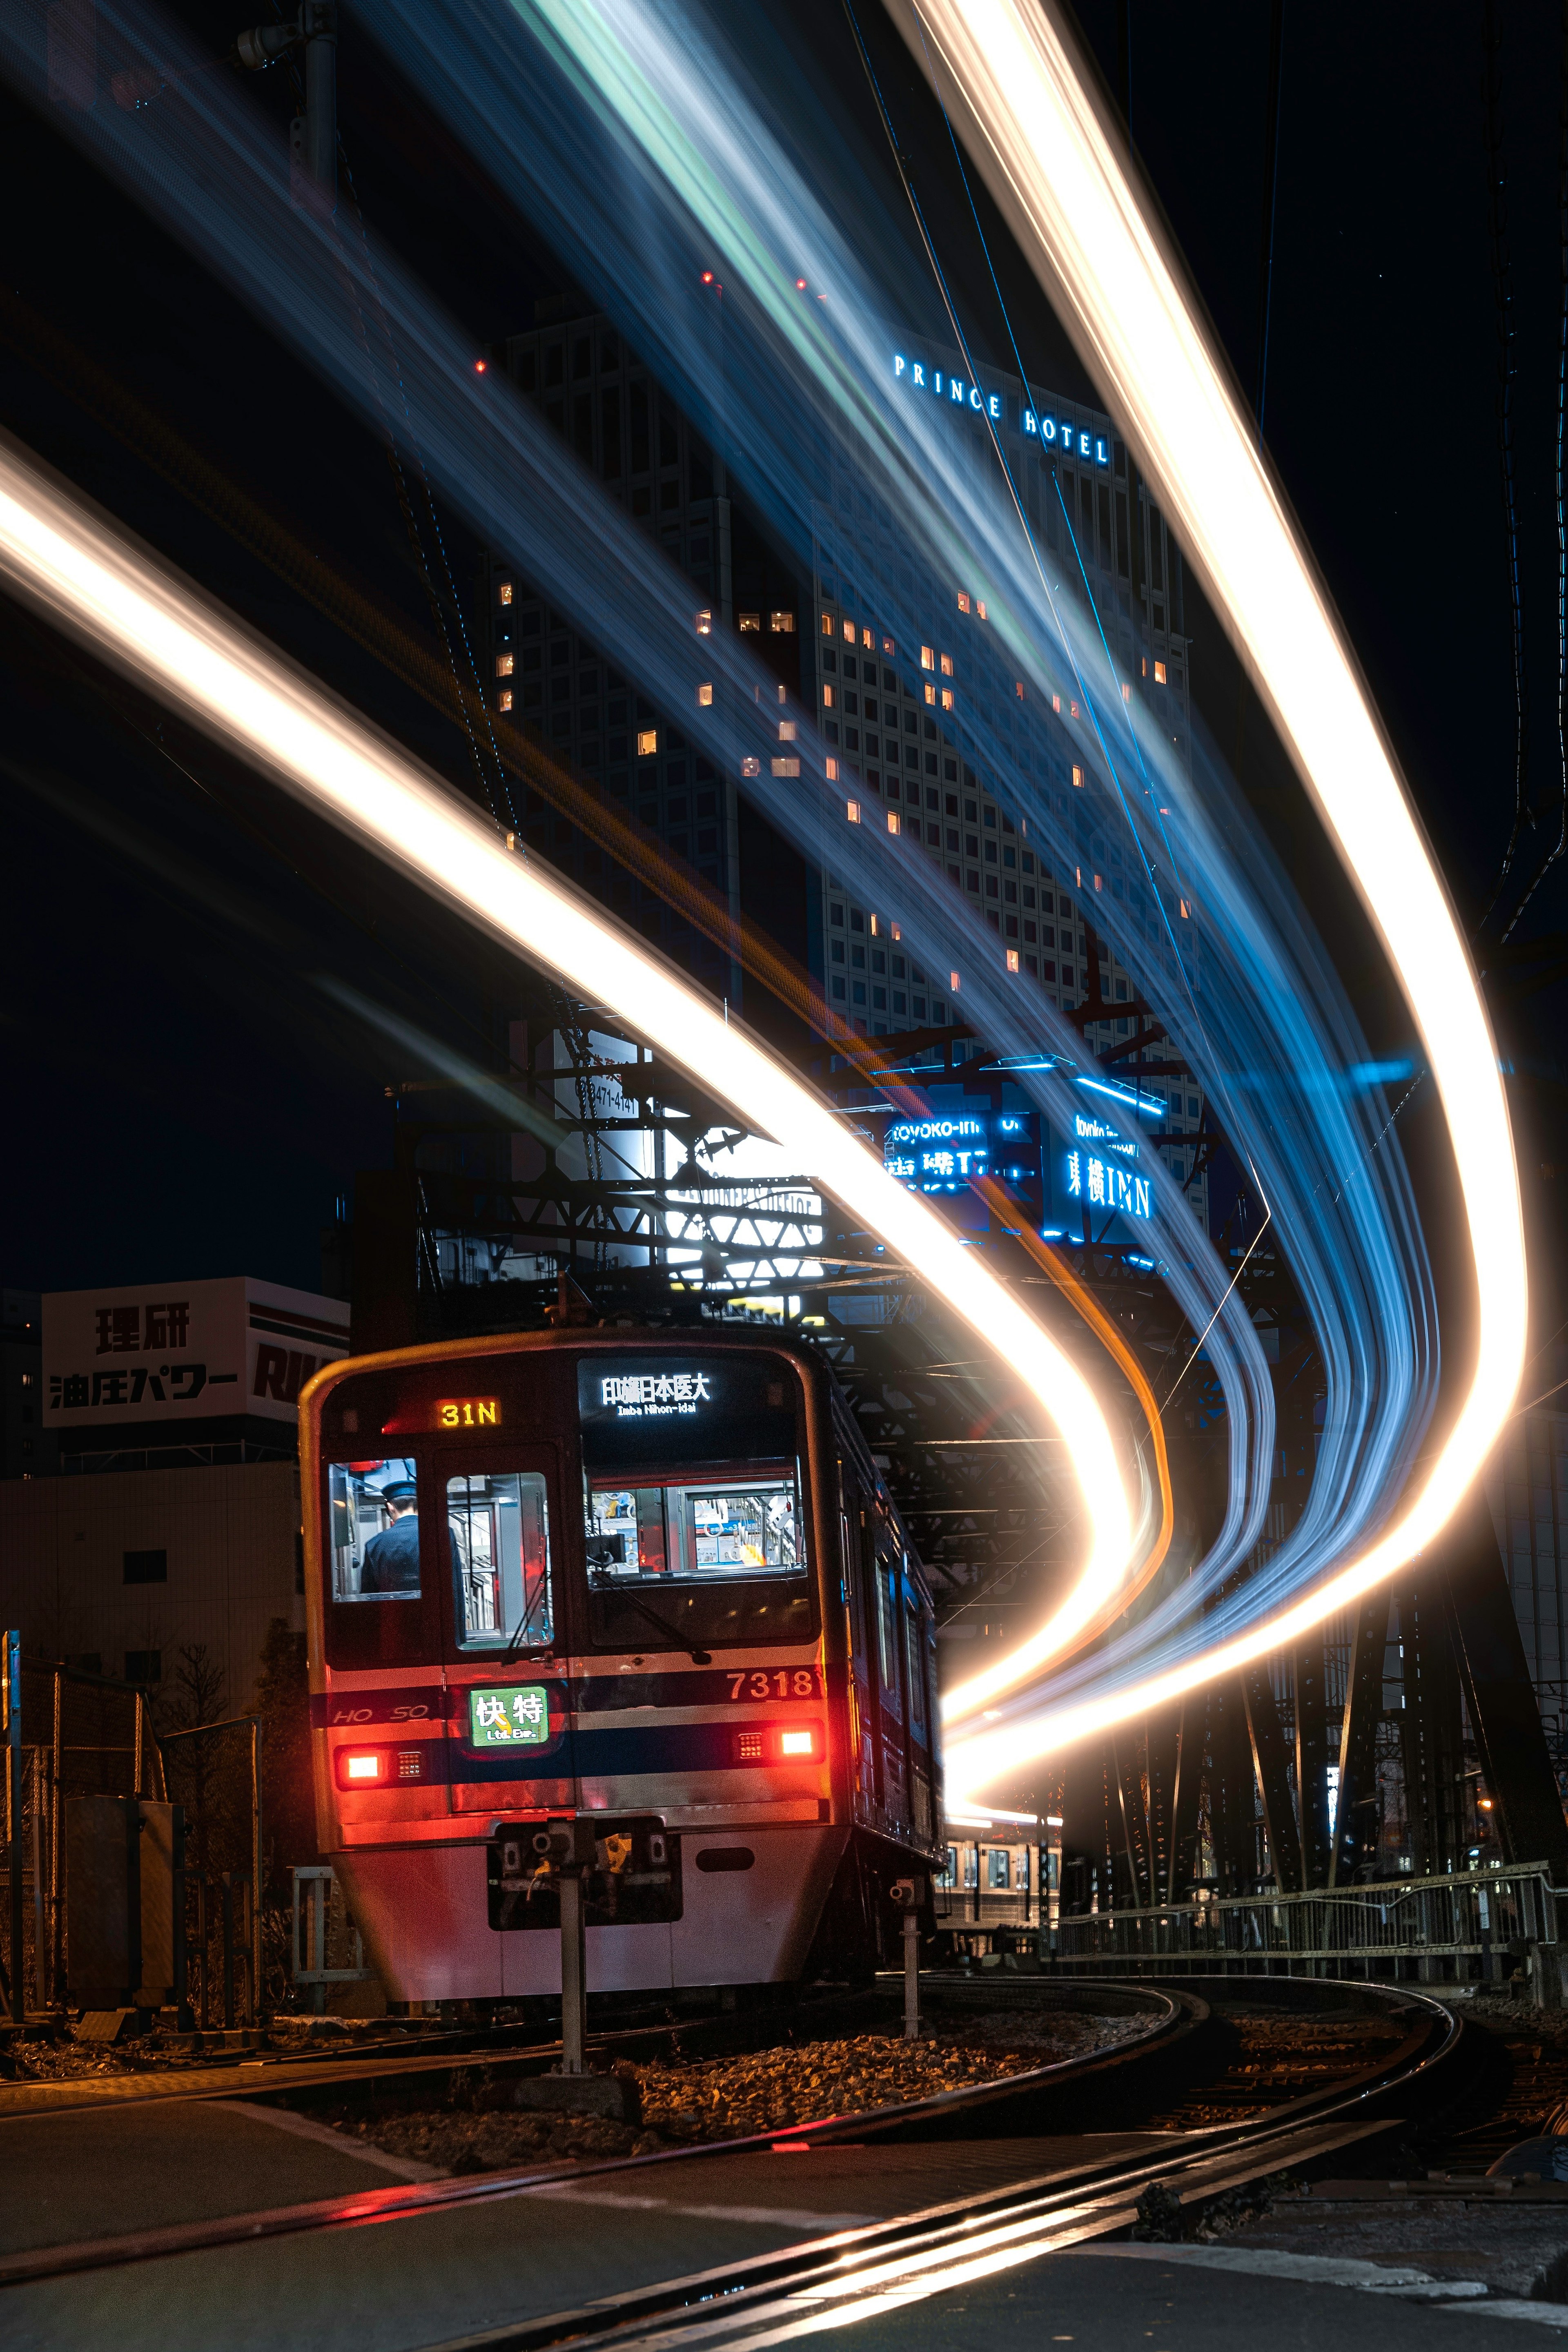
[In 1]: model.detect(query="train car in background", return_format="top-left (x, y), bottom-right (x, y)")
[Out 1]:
top-left (298, 1328), bottom-right (943, 2004)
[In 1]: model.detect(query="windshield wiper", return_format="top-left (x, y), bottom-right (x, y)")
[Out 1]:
top-left (499, 1610), bottom-right (548, 1665)
top-left (625, 1591), bottom-right (711, 1666)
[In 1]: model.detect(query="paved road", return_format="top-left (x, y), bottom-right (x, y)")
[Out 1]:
top-left (1, 2126), bottom-right (1168, 2352)
top-left (834, 2245), bottom-right (1568, 2351)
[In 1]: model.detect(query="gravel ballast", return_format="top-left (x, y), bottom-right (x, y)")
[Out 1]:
top-left (337, 2007), bottom-right (1151, 2176)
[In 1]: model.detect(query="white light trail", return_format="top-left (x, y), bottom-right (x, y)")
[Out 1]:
top-left (896, 0), bottom-right (1527, 1793)
top-left (0, 433), bottom-right (1134, 1645)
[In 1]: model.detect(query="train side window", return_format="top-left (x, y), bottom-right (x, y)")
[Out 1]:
top-left (904, 1596), bottom-right (927, 1744)
top-left (988, 1848), bottom-right (1011, 1890)
top-left (447, 1472), bottom-right (553, 1652)
top-left (874, 1549), bottom-right (903, 1719)
top-left (329, 1459), bottom-right (423, 1602)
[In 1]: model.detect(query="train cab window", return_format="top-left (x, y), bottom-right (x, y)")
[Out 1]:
top-left (577, 1353), bottom-right (816, 1651)
top-left (584, 1471), bottom-right (808, 1650)
top-left (329, 1459), bottom-right (423, 1601)
top-left (447, 1472), bottom-right (553, 1652)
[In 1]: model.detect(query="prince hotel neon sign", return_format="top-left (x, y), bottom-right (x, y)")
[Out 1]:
top-left (892, 355), bottom-right (1110, 467)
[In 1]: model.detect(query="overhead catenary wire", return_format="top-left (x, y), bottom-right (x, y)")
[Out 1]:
top-left (1479, 0), bottom-right (1532, 932)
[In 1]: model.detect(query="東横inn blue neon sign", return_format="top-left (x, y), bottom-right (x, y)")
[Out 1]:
top-left (892, 354), bottom-right (1110, 468)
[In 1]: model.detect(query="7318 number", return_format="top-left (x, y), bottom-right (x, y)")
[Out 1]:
top-left (730, 1669), bottom-right (818, 1701)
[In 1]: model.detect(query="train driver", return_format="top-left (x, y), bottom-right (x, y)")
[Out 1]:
top-left (361, 1477), bottom-right (422, 1594)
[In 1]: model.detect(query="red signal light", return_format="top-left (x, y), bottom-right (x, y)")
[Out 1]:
top-left (701, 271), bottom-right (714, 285)
top-left (343, 1751), bottom-right (382, 1783)
top-left (779, 1727), bottom-right (815, 1757)
top-left (795, 278), bottom-right (807, 290)
top-left (475, 359), bottom-right (488, 373)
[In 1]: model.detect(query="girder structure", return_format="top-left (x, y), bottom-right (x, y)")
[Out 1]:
top-left (374, 997), bottom-right (1561, 1913)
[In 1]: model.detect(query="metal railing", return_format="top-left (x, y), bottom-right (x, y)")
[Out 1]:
top-left (291, 1866), bottom-right (371, 2013)
top-left (1052, 1861), bottom-right (1561, 1982)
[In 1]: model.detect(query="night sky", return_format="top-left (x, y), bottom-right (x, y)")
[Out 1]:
top-left (3, 0), bottom-right (1565, 1309)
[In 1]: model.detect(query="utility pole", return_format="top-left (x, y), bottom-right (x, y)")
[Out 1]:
top-left (237, 1), bottom-right (337, 216)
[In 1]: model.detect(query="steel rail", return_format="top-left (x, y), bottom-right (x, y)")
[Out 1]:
top-left (0, 1979), bottom-right (1456, 2303)
top-left (412, 1980), bottom-right (1465, 2352)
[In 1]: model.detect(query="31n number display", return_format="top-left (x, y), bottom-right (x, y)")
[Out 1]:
top-left (435, 1398), bottom-right (501, 1429)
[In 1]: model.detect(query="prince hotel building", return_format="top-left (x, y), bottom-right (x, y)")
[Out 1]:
top-left (480, 297), bottom-right (1209, 1227)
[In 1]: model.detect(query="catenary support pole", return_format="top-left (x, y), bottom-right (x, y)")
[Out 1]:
top-left (904, 1904), bottom-right (920, 2040)
top-left (559, 1867), bottom-right (587, 2073)
top-left (5, 1632), bottom-right (22, 2021)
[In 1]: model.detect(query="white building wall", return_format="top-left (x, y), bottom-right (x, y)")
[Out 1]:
top-left (0, 1462), bottom-right (302, 1708)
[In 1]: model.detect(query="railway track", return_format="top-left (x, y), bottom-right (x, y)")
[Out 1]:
top-left (0, 1975), bottom-right (1463, 2319)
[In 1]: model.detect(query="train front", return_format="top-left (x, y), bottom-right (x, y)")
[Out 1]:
top-left (299, 1333), bottom-right (853, 2003)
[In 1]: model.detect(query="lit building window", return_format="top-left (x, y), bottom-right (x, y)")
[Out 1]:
top-left (498, 582), bottom-right (513, 606)
top-left (882, 635), bottom-right (896, 655)
top-left (861, 627), bottom-right (873, 649)
top-left (695, 609), bottom-right (713, 635)
top-left (637, 728), bottom-right (658, 756)
top-left (949, 970), bottom-right (961, 992)
top-left (1071, 700), bottom-right (1080, 718)
top-left (739, 613), bottom-right (760, 634)
top-left (1052, 694), bottom-right (1061, 712)
top-left (847, 799), bottom-right (862, 823)
top-left (498, 690), bottom-right (513, 712)
top-left (772, 756), bottom-right (800, 777)
top-left (1072, 765), bottom-right (1085, 788)
top-left (823, 684), bottom-right (835, 709)
top-left (826, 756), bottom-right (839, 780)
top-left (778, 722), bottom-right (797, 741)
top-left (924, 683), bottom-right (936, 706)
top-left (942, 689), bottom-right (954, 711)
top-left (921, 645), bottom-right (935, 670)
top-left (1179, 898), bottom-right (1190, 918)
top-left (940, 653), bottom-right (954, 676)
top-left (496, 653), bottom-right (514, 677)
top-left (821, 612), bottom-right (834, 636)
top-left (842, 619), bottom-right (855, 643)
top-left (1006, 948), bottom-right (1020, 972)
top-left (697, 682), bottom-right (714, 708)
top-left (1155, 660), bottom-right (1168, 684)
top-left (1121, 683), bottom-right (1131, 701)
top-left (888, 811), bottom-right (901, 834)
top-left (977, 601), bottom-right (987, 620)
top-left (741, 756), bottom-right (761, 777)
top-left (770, 611), bottom-right (796, 633)
top-left (1015, 680), bottom-right (1025, 699)
top-left (957, 592), bottom-right (971, 613)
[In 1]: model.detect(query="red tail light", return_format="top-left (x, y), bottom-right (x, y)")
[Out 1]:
top-left (335, 1746), bottom-right (428, 1790)
top-left (732, 1723), bottom-right (822, 1765)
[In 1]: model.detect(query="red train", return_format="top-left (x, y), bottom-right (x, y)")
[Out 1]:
top-left (299, 1328), bottom-right (943, 2002)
